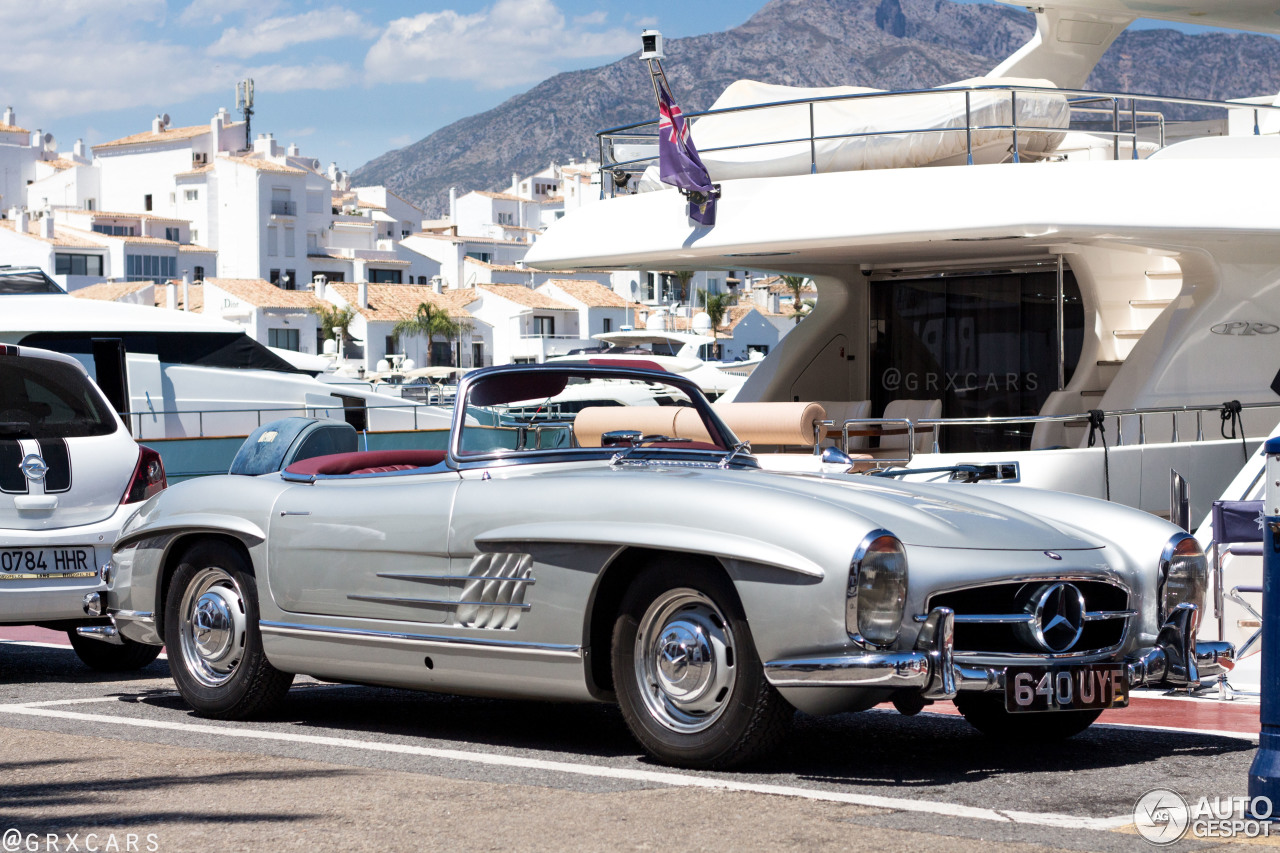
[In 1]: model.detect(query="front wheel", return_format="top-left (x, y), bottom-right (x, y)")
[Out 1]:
top-left (67, 629), bottom-right (161, 672)
top-left (611, 560), bottom-right (792, 769)
top-left (164, 540), bottom-right (292, 719)
top-left (954, 694), bottom-right (1102, 741)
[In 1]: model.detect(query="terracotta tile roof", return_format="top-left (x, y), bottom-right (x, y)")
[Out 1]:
top-left (224, 155), bottom-right (305, 175)
top-left (177, 244), bottom-right (214, 253)
top-left (329, 283), bottom-right (474, 323)
top-left (175, 163), bottom-right (215, 177)
top-left (0, 220), bottom-right (107, 248)
top-left (761, 275), bottom-right (816, 295)
top-left (409, 232), bottom-right (525, 246)
top-left (93, 123), bottom-right (216, 150)
top-left (43, 159), bottom-right (77, 171)
top-left (472, 190), bottom-right (526, 202)
top-left (476, 283), bottom-right (574, 311)
top-left (118, 235), bottom-right (180, 246)
top-left (66, 210), bottom-right (190, 223)
top-left (0, 123), bottom-right (29, 134)
top-left (205, 278), bottom-right (323, 310)
top-left (538, 279), bottom-right (626, 307)
top-left (356, 199), bottom-right (386, 210)
top-left (155, 281), bottom-right (204, 311)
top-left (71, 280), bottom-right (153, 302)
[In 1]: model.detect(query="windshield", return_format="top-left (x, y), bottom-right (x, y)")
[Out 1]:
top-left (0, 268), bottom-right (63, 294)
top-left (0, 354), bottom-right (118, 439)
top-left (456, 368), bottom-right (731, 459)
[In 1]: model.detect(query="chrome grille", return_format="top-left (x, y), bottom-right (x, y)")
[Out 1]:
top-left (925, 579), bottom-right (1132, 657)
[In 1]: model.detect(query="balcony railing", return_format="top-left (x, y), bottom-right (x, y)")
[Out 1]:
top-left (597, 84), bottom-right (1280, 197)
top-left (271, 200), bottom-right (297, 216)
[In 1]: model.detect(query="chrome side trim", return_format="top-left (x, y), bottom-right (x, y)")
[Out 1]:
top-left (259, 620), bottom-right (582, 658)
top-left (376, 573), bottom-right (536, 585)
top-left (765, 651), bottom-right (930, 689)
top-left (345, 594), bottom-right (532, 609)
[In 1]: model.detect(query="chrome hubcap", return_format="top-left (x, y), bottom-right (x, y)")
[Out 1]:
top-left (635, 588), bottom-right (736, 733)
top-left (179, 567), bottom-right (247, 687)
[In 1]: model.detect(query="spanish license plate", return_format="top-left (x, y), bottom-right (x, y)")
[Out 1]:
top-left (1005, 663), bottom-right (1128, 713)
top-left (0, 547), bottom-right (97, 580)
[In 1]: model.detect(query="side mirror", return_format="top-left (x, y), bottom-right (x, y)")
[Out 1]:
top-left (602, 429), bottom-right (643, 448)
top-left (820, 445), bottom-right (855, 471)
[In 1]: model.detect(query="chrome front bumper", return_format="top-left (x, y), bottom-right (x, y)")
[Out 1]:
top-left (764, 603), bottom-right (1235, 698)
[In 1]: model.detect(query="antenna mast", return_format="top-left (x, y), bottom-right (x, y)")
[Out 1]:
top-left (235, 78), bottom-right (254, 151)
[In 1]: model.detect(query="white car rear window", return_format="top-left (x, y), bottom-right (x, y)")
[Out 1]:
top-left (0, 354), bottom-right (118, 440)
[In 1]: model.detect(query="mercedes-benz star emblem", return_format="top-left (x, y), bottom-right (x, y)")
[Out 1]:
top-left (19, 453), bottom-right (48, 482)
top-left (1029, 582), bottom-right (1085, 653)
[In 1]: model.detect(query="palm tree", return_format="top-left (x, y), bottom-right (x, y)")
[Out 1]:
top-left (313, 305), bottom-right (356, 354)
top-left (703, 290), bottom-right (736, 360)
top-left (393, 302), bottom-right (472, 367)
top-left (781, 275), bottom-right (812, 325)
top-left (674, 270), bottom-right (696, 304)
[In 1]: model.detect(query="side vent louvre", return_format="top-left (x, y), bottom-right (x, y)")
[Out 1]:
top-left (457, 553), bottom-right (534, 630)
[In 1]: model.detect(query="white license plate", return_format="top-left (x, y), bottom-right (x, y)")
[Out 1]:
top-left (1005, 663), bottom-right (1129, 713)
top-left (0, 547), bottom-right (98, 580)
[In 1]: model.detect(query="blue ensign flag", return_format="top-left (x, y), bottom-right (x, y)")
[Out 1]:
top-left (657, 76), bottom-right (717, 225)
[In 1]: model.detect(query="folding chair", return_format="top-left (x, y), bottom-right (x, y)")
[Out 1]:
top-left (1210, 499), bottom-right (1265, 699)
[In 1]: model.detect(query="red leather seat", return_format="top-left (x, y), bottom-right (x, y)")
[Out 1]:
top-left (284, 450), bottom-right (447, 477)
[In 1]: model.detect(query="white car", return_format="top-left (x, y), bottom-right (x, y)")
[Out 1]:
top-left (1, 344), bottom-right (165, 669)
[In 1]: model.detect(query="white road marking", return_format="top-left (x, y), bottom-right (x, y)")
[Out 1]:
top-left (1093, 721), bottom-right (1259, 741)
top-left (13, 696), bottom-right (126, 708)
top-left (0, 703), bottom-right (1132, 831)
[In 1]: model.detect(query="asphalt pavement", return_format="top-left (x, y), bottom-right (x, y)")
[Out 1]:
top-left (0, 636), bottom-right (1267, 852)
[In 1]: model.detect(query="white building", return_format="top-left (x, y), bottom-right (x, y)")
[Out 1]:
top-left (202, 278), bottom-right (325, 356)
top-left (461, 283), bottom-right (582, 364)
top-left (325, 281), bottom-right (486, 372)
top-left (535, 279), bottom-right (632, 338)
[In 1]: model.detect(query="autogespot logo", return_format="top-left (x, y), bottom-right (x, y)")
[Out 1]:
top-left (1134, 789), bottom-right (1191, 845)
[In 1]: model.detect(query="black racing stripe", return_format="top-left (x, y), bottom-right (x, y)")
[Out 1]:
top-left (0, 440), bottom-right (26, 494)
top-left (37, 438), bottom-right (71, 493)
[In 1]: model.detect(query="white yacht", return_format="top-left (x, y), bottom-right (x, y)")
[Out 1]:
top-left (0, 267), bottom-right (452, 441)
top-left (527, 0), bottom-right (1280, 529)
top-left (548, 327), bottom-right (746, 399)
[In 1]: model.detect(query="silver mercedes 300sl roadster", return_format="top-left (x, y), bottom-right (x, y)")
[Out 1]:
top-left (95, 363), bottom-right (1233, 768)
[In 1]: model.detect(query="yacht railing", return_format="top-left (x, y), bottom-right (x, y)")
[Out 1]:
top-left (121, 400), bottom-right (452, 438)
top-left (913, 400), bottom-right (1280, 455)
top-left (597, 84), bottom-right (1280, 196)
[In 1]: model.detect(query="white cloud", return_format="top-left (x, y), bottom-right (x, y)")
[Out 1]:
top-left (208, 7), bottom-right (378, 58)
top-left (364, 0), bottom-right (633, 89)
top-left (389, 134), bottom-right (411, 147)
top-left (177, 0), bottom-right (279, 27)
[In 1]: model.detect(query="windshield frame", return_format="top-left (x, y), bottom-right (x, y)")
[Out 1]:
top-left (447, 364), bottom-right (751, 470)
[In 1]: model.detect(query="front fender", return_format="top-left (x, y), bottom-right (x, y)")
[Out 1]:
top-left (475, 520), bottom-right (825, 579)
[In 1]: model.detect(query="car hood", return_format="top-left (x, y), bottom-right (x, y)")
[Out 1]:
top-left (734, 468), bottom-right (1103, 551)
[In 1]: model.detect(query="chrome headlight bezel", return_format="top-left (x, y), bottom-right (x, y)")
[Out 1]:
top-left (847, 529), bottom-right (908, 649)
top-left (1159, 532), bottom-right (1208, 621)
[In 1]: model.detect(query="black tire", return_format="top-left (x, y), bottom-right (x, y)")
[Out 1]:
top-left (954, 694), bottom-right (1102, 741)
top-left (164, 540), bottom-right (292, 719)
top-left (611, 558), bottom-right (793, 769)
top-left (67, 629), bottom-right (161, 672)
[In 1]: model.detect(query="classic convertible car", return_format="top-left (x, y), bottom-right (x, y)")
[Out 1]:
top-left (94, 364), bottom-right (1233, 768)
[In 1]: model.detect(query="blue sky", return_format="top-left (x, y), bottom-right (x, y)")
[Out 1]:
top-left (0, 0), bottom-right (1235, 176)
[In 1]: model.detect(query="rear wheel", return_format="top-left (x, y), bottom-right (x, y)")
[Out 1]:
top-left (164, 540), bottom-right (292, 719)
top-left (66, 630), bottom-right (161, 672)
top-left (954, 694), bottom-right (1102, 740)
top-left (611, 559), bottom-right (792, 769)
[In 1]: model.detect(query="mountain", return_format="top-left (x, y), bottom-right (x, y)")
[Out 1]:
top-left (351, 0), bottom-right (1280, 217)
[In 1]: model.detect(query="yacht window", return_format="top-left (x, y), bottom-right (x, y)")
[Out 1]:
top-left (869, 269), bottom-right (1083, 452)
top-left (19, 332), bottom-right (301, 373)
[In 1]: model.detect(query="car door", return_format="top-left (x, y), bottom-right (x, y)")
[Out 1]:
top-left (267, 472), bottom-right (461, 624)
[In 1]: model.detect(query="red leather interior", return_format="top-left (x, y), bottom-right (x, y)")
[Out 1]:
top-left (285, 450), bottom-right (447, 477)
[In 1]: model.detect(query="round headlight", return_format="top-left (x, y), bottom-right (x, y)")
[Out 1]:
top-left (848, 532), bottom-right (908, 647)
top-left (1161, 533), bottom-right (1208, 620)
